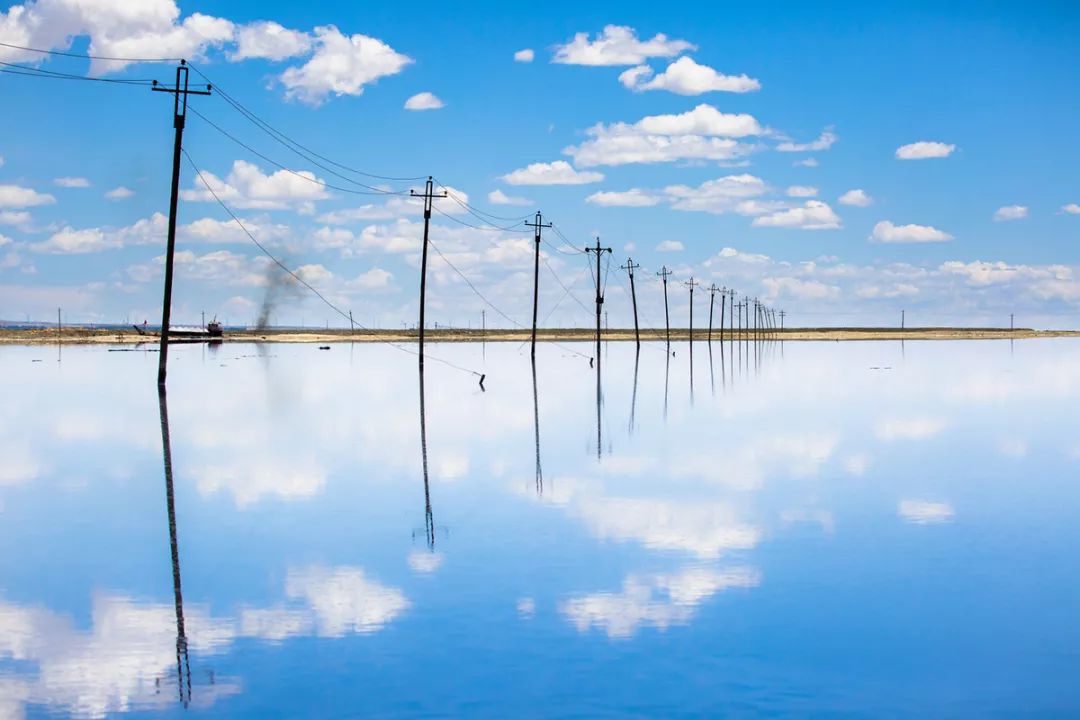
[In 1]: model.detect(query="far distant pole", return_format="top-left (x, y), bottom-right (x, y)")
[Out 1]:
top-left (410, 177), bottom-right (448, 367)
top-left (780, 309), bottom-right (786, 330)
top-left (901, 309), bottom-right (906, 330)
top-left (620, 259), bottom-right (641, 347)
top-left (525, 211), bottom-right (551, 359)
top-left (57, 307), bottom-right (61, 339)
top-left (1010, 313), bottom-right (1014, 331)
top-left (657, 266), bottom-right (673, 347)
top-left (684, 277), bottom-right (700, 344)
top-left (719, 287), bottom-right (727, 343)
top-left (349, 310), bottom-right (355, 334)
top-left (707, 284), bottom-right (719, 343)
top-left (152, 60), bottom-right (211, 388)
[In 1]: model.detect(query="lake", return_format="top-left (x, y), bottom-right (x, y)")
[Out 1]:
top-left (2, 337), bottom-right (1079, 718)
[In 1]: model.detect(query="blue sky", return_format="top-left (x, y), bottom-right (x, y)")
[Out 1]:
top-left (1, 0), bottom-right (1078, 328)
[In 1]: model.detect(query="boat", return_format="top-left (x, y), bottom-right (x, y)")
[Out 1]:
top-left (133, 319), bottom-right (224, 340)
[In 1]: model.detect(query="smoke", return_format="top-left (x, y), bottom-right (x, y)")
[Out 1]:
top-left (256, 264), bottom-right (301, 330)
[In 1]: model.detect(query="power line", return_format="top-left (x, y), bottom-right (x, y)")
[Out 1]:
top-left (182, 149), bottom-right (484, 380)
top-left (0, 40), bottom-right (181, 63)
top-left (431, 205), bottom-right (530, 233)
top-left (433, 179), bottom-right (534, 224)
top-left (0, 60), bottom-right (160, 86)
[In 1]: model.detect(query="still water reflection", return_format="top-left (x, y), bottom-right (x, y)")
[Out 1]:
top-left (1, 338), bottom-right (1079, 717)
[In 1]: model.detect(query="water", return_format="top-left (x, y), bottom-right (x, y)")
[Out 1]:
top-left (2, 338), bottom-right (1078, 718)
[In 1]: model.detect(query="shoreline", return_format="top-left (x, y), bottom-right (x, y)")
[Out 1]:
top-left (1, 327), bottom-right (1077, 345)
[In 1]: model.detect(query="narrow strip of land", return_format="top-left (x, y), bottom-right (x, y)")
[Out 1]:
top-left (2, 326), bottom-right (1077, 345)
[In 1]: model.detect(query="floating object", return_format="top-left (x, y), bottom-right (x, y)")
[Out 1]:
top-left (318, 346), bottom-right (331, 350)
top-left (133, 319), bottom-right (223, 341)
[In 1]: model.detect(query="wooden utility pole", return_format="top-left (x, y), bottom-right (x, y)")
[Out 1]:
top-left (152, 60), bottom-right (211, 388)
top-left (620, 258), bottom-right (641, 347)
top-left (728, 289), bottom-right (735, 341)
top-left (657, 266), bottom-right (673, 346)
top-left (585, 238), bottom-right (612, 353)
top-left (901, 309), bottom-right (906, 329)
top-left (707, 284), bottom-right (720, 343)
top-left (525, 211), bottom-right (551, 358)
top-left (410, 177), bottom-right (447, 367)
top-left (684, 277), bottom-right (700, 344)
top-left (780, 309), bottom-right (786, 330)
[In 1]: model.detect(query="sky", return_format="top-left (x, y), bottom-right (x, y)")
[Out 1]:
top-left (0, 0), bottom-right (1078, 329)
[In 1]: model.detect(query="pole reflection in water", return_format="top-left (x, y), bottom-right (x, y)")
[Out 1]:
top-left (594, 341), bottom-right (603, 461)
top-left (417, 366), bottom-right (435, 550)
top-left (157, 388), bottom-right (191, 708)
top-left (628, 346), bottom-right (640, 436)
top-left (689, 341), bottom-right (695, 406)
top-left (708, 342), bottom-right (715, 398)
top-left (532, 357), bottom-right (543, 495)
top-left (663, 348), bottom-right (670, 424)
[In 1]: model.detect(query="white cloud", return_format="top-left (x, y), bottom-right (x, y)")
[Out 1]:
top-left (0, 210), bottom-right (32, 226)
top-left (875, 417), bottom-right (947, 441)
top-left (895, 141), bottom-right (955, 160)
top-left (938, 260), bottom-right (1069, 287)
top-left (33, 213), bottom-right (166, 254)
top-left (104, 186), bottom-right (134, 200)
top-left (0, 184), bottom-right (56, 208)
top-left (513, 48), bottom-right (534, 63)
top-left (586, 189), bottom-right (660, 207)
top-left (181, 159), bottom-right (330, 209)
top-left (285, 565), bottom-right (410, 636)
top-left (0, 232), bottom-right (10, 248)
top-left (348, 267), bottom-right (393, 290)
top-left (487, 189), bottom-right (531, 206)
top-left (838, 189), bottom-right (872, 207)
top-left (404, 91), bottom-right (444, 111)
top-left (406, 550), bottom-right (443, 573)
top-left (762, 276), bottom-right (840, 300)
top-left (752, 200), bottom-right (841, 230)
top-left (54, 176), bottom-right (90, 188)
top-left (993, 204), bottom-right (1028, 221)
top-left (501, 160), bottom-right (603, 186)
top-left (656, 240), bottom-right (684, 252)
top-left (230, 20), bottom-right (312, 61)
top-left (279, 25), bottom-right (412, 105)
top-left (552, 25), bottom-right (694, 66)
top-left (786, 185), bottom-right (817, 197)
top-left (565, 104), bottom-right (763, 167)
top-left (618, 56), bottom-right (760, 94)
top-left (664, 174), bottom-right (770, 215)
top-left (776, 130), bottom-right (837, 152)
top-left (898, 500), bottom-right (955, 524)
top-left (794, 157), bottom-right (818, 167)
top-left (870, 220), bottom-right (952, 243)
top-left (1062, 203), bottom-right (1080, 215)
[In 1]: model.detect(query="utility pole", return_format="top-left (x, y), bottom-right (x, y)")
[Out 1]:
top-left (657, 266), bottom-right (673, 346)
top-left (684, 277), bottom-right (700, 344)
top-left (707, 284), bottom-right (720, 343)
top-left (525, 211), bottom-right (551, 358)
top-left (585, 238), bottom-right (613, 352)
top-left (349, 310), bottom-right (355, 335)
top-left (57, 307), bottom-right (61, 339)
top-left (410, 177), bottom-right (447, 367)
top-left (901, 309), bottom-right (905, 330)
top-left (728, 289), bottom-right (735, 342)
top-left (1010, 313), bottom-right (1014, 331)
top-left (780, 309), bottom-right (786, 330)
top-left (620, 258), bottom-right (641, 347)
top-left (152, 60), bottom-right (211, 388)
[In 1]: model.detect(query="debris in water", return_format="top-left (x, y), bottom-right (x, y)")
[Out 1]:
top-left (319, 345), bottom-right (331, 350)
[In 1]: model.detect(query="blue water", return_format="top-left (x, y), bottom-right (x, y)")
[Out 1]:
top-left (1, 339), bottom-right (1078, 718)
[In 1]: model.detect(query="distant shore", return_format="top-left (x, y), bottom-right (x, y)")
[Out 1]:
top-left (2, 326), bottom-right (1077, 345)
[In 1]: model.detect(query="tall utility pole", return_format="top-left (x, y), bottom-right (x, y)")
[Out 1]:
top-left (707, 284), bottom-right (720, 343)
top-left (1010, 313), bottom-right (1014, 331)
top-left (901, 309), bottom-right (906, 329)
top-left (410, 177), bottom-right (447, 367)
top-left (525, 211), bottom-right (551, 358)
top-left (780, 309), bottom-right (786, 330)
top-left (152, 60), bottom-right (211, 388)
top-left (657, 266), bottom-right (673, 346)
top-left (620, 258), bottom-right (641, 347)
top-left (585, 238), bottom-right (613, 353)
top-left (728, 289), bottom-right (735, 341)
top-left (684, 277), bottom-right (700, 344)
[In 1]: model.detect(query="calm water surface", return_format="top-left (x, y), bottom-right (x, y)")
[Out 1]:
top-left (1, 338), bottom-right (1078, 718)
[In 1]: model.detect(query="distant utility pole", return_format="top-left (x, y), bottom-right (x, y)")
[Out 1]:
top-left (481, 309), bottom-right (486, 335)
top-left (152, 60), bottom-right (211, 388)
top-left (525, 211), bottom-right (551, 358)
top-left (728, 289), bottom-right (735, 341)
top-left (1010, 313), bottom-right (1014, 331)
top-left (657, 266), bottom-right (673, 346)
top-left (585, 238), bottom-right (613, 353)
top-left (349, 310), bottom-right (355, 334)
top-left (780, 309), bottom-right (786, 330)
top-left (620, 258), bottom-right (641, 347)
top-left (684, 277), bottom-right (700, 344)
top-left (901, 309), bottom-right (906, 329)
top-left (57, 307), bottom-right (61, 339)
top-left (707, 284), bottom-right (720, 343)
top-left (411, 176), bottom-right (447, 367)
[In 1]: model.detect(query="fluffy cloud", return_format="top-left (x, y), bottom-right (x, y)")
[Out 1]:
top-left (618, 56), bottom-right (760, 94)
top-left (403, 91), bottom-right (444, 110)
top-left (895, 141), bottom-right (955, 160)
top-left (104, 186), bottom-right (134, 200)
top-left (0, 210), bottom-right (32, 227)
top-left (656, 240), bottom-right (684, 252)
top-left (938, 260), bottom-right (1071, 287)
top-left (1063, 203), bottom-right (1080, 215)
top-left (487, 189), bottom-right (531, 206)
top-left (181, 160), bottom-right (330, 209)
top-left (786, 185), bottom-right (817, 197)
top-left (32, 213), bottom-right (166, 254)
top-left (348, 267), bottom-right (393, 290)
top-left (230, 20), bottom-right (312, 61)
top-left (794, 157), bottom-right (819, 167)
top-left (552, 25), bottom-right (694, 66)
top-left (762, 276), bottom-right (840, 300)
top-left (513, 48), bottom-right (534, 63)
top-left (53, 176), bottom-right (90, 188)
top-left (875, 417), bottom-right (948, 441)
top-left (993, 204), bottom-right (1028, 221)
top-left (279, 25), bottom-right (411, 105)
top-left (566, 104), bottom-right (763, 167)
top-left (752, 200), bottom-right (841, 230)
top-left (898, 499), bottom-right (954, 524)
top-left (501, 160), bottom-right (603, 186)
top-left (586, 189), bottom-right (660, 207)
top-left (0, 184), bottom-right (56, 208)
top-left (838, 189), bottom-right (872, 206)
top-left (776, 130), bottom-right (837, 152)
top-left (663, 174), bottom-right (770, 214)
top-left (870, 220), bottom-right (952, 243)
